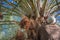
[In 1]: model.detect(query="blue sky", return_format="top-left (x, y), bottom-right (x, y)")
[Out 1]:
top-left (2, 0), bottom-right (17, 8)
top-left (2, 0), bottom-right (21, 22)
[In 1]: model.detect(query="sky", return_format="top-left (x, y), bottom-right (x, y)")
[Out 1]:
top-left (1, 0), bottom-right (21, 22)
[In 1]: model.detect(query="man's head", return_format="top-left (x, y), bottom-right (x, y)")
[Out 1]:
top-left (20, 16), bottom-right (31, 30)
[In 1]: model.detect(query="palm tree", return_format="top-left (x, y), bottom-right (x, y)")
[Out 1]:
top-left (0, 0), bottom-right (60, 40)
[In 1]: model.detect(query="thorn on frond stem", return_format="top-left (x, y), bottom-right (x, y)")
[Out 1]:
top-left (0, 12), bottom-right (3, 20)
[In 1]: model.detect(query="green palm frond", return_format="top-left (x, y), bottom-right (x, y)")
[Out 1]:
top-left (0, 0), bottom-right (60, 25)
top-left (2, 0), bottom-right (60, 18)
top-left (43, 0), bottom-right (60, 17)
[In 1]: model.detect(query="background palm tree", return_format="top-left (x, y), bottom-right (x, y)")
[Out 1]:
top-left (0, 0), bottom-right (60, 40)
